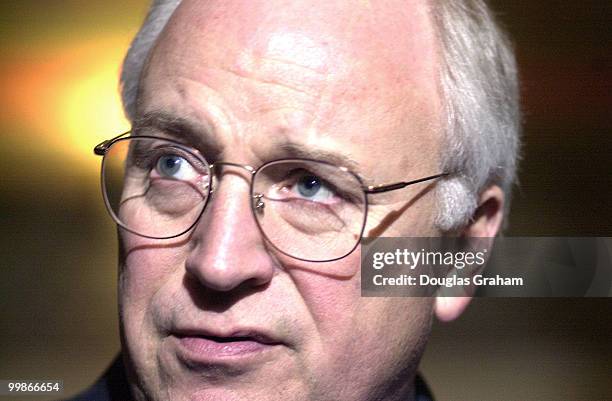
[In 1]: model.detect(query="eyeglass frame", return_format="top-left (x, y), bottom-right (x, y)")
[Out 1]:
top-left (94, 131), bottom-right (448, 262)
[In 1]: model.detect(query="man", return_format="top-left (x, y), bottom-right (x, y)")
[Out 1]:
top-left (69, 0), bottom-right (519, 400)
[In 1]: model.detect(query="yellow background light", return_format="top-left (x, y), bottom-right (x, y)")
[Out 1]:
top-left (1, 36), bottom-right (130, 167)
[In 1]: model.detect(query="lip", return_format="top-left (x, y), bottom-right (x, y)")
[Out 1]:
top-left (170, 327), bottom-right (284, 366)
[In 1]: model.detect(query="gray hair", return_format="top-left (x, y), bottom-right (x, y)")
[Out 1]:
top-left (120, 0), bottom-right (521, 232)
top-left (120, 0), bottom-right (181, 118)
top-left (431, 1), bottom-right (520, 231)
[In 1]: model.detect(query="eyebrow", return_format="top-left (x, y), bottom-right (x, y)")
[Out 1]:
top-left (132, 111), bottom-right (223, 161)
top-left (131, 110), bottom-right (372, 185)
top-left (270, 141), bottom-right (370, 184)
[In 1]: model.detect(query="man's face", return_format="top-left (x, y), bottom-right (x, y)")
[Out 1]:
top-left (119, 0), bottom-right (443, 400)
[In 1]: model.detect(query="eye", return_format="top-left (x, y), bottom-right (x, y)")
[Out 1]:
top-left (155, 154), bottom-right (198, 180)
top-left (291, 173), bottom-right (335, 202)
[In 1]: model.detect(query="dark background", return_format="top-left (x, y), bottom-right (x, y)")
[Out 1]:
top-left (1, 1), bottom-right (610, 400)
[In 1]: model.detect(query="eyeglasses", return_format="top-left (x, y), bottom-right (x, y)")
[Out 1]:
top-left (94, 132), bottom-right (447, 262)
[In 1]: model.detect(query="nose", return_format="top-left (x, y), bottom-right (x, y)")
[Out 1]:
top-left (184, 167), bottom-right (275, 292)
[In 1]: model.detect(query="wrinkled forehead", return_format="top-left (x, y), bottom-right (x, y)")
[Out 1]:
top-left (140, 0), bottom-right (442, 180)
top-left (147, 0), bottom-right (440, 106)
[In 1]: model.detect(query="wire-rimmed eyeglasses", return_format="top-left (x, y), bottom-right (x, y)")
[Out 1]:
top-left (94, 132), bottom-right (447, 262)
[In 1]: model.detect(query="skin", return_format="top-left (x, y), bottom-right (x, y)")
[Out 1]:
top-left (117, 0), bottom-right (504, 400)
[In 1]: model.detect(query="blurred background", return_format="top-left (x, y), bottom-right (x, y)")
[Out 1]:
top-left (0, 1), bottom-right (610, 400)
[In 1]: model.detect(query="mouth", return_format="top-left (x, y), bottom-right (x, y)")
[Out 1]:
top-left (171, 329), bottom-right (284, 364)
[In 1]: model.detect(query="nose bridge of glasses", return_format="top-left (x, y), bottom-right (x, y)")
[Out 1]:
top-left (201, 161), bottom-right (266, 233)
top-left (207, 161), bottom-right (256, 194)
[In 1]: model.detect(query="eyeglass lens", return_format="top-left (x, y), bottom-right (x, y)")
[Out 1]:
top-left (102, 137), bottom-right (367, 262)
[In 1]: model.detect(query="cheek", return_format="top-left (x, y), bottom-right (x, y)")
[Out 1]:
top-left (352, 297), bottom-right (434, 382)
top-left (366, 190), bottom-right (440, 237)
top-left (288, 252), bottom-right (362, 329)
top-left (118, 233), bottom-right (188, 321)
top-left (289, 252), bottom-right (434, 382)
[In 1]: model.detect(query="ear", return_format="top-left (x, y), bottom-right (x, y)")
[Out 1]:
top-left (462, 185), bottom-right (505, 238)
top-left (434, 185), bottom-right (505, 322)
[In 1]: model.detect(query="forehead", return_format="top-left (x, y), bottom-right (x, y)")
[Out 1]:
top-left (139, 0), bottom-right (442, 178)
top-left (156, 0), bottom-right (437, 68)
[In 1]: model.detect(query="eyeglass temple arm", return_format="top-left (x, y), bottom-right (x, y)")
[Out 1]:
top-left (364, 173), bottom-right (449, 194)
top-left (93, 131), bottom-right (131, 156)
